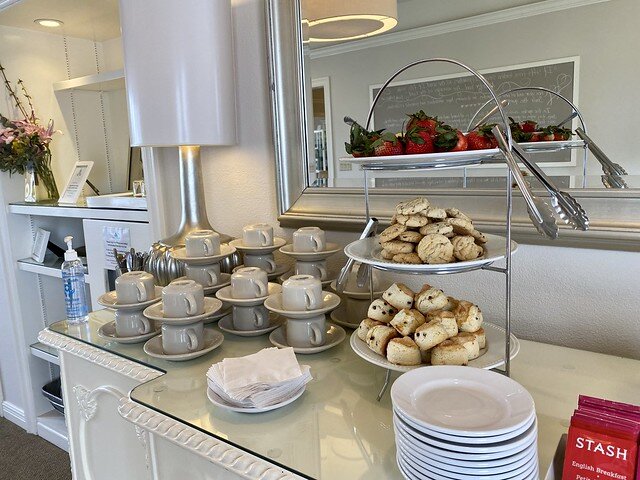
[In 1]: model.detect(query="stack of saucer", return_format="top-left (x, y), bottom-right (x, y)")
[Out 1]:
top-left (215, 266), bottom-right (284, 336)
top-left (143, 279), bottom-right (224, 361)
top-left (278, 226), bottom-right (341, 287)
top-left (206, 347), bottom-right (312, 413)
top-left (392, 366), bottom-right (538, 480)
top-left (97, 271), bottom-right (162, 343)
top-left (229, 223), bottom-right (289, 280)
top-left (264, 274), bottom-right (345, 354)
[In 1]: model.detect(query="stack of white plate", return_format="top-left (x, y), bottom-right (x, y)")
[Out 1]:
top-left (391, 366), bottom-right (538, 480)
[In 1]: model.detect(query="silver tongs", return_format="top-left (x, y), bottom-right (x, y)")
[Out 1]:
top-left (492, 126), bottom-right (559, 240)
top-left (336, 218), bottom-right (378, 293)
top-left (575, 128), bottom-right (628, 189)
top-left (509, 142), bottom-right (589, 231)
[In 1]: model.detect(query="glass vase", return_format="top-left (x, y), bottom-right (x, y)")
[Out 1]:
top-left (24, 163), bottom-right (37, 202)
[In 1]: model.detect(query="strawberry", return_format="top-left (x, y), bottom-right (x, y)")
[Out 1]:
top-left (404, 126), bottom-right (434, 154)
top-left (406, 110), bottom-right (440, 138)
top-left (372, 132), bottom-right (404, 156)
top-left (466, 124), bottom-right (498, 150)
top-left (509, 117), bottom-right (538, 143)
top-left (541, 125), bottom-right (572, 141)
top-left (434, 125), bottom-right (468, 152)
top-left (344, 120), bottom-right (382, 157)
top-left (520, 120), bottom-right (538, 133)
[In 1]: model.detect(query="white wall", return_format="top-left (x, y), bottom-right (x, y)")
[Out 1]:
top-left (147, 0), bottom-right (640, 360)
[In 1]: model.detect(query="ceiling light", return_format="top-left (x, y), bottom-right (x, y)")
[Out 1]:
top-left (34, 19), bottom-right (64, 28)
top-left (302, 0), bottom-right (397, 43)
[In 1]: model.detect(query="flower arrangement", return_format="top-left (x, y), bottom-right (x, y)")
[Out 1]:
top-left (0, 62), bottom-right (59, 200)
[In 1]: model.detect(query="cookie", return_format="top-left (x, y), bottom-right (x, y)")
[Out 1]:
top-left (392, 253), bottom-right (422, 264)
top-left (367, 299), bottom-right (397, 323)
top-left (366, 325), bottom-right (398, 356)
top-left (382, 283), bottom-right (415, 310)
top-left (451, 235), bottom-right (484, 261)
top-left (386, 337), bottom-right (421, 366)
top-left (470, 229), bottom-right (487, 244)
top-left (446, 217), bottom-right (474, 235)
top-left (381, 240), bottom-right (414, 254)
top-left (420, 222), bottom-right (454, 237)
top-left (396, 214), bottom-right (429, 228)
top-left (430, 340), bottom-right (469, 366)
top-left (425, 206), bottom-right (447, 220)
top-left (451, 332), bottom-right (481, 360)
top-left (357, 318), bottom-right (384, 342)
top-left (379, 223), bottom-right (406, 243)
top-left (390, 308), bottom-right (426, 336)
top-left (380, 249), bottom-right (395, 260)
top-left (446, 208), bottom-right (472, 222)
top-left (414, 285), bottom-right (448, 314)
top-left (414, 321), bottom-right (449, 351)
top-left (427, 310), bottom-right (458, 338)
top-left (453, 300), bottom-right (483, 333)
top-left (396, 197), bottom-right (430, 215)
top-left (416, 234), bottom-right (454, 264)
top-left (398, 231), bottom-right (423, 243)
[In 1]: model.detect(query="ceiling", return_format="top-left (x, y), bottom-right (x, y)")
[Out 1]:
top-left (0, 0), bottom-right (120, 41)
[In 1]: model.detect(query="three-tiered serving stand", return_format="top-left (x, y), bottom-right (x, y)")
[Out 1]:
top-left (340, 58), bottom-right (594, 399)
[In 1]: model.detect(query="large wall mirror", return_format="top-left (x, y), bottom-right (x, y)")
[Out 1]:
top-left (267, 0), bottom-right (640, 250)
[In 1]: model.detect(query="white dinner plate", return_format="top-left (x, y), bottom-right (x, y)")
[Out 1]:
top-left (206, 385), bottom-right (305, 413)
top-left (344, 234), bottom-right (517, 274)
top-left (391, 366), bottom-right (535, 437)
top-left (350, 322), bottom-right (519, 373)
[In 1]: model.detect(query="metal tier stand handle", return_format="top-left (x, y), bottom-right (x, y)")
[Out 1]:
top-left (356, 58), bottom-right (516, 401)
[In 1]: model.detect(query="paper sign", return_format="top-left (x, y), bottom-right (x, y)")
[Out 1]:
top-left (59, 161), bottom-right (94, 205)
top-left (31, 228), bottom-right (50, 263)
top-left (103, 226), bottom-right (131, 270)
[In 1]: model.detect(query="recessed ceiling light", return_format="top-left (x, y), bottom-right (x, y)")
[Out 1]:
top-left (34, 18), bottom-right (64, 28)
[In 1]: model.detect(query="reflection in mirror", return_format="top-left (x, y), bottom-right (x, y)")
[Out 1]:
top-left (299, 0), bottom-right (640, 190)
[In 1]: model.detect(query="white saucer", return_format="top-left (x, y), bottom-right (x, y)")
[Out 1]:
top-left (204, 305), bottom-right (231, 324)
top-left (263, 291), bottom-right (341, 319)
top-left (175, 273), bottom-right (231, 295)
top-left (329, 305), bottom-right (359, 329)
top-left (279, 243), bottom-right (342, 261)
top-left (143, 297), bottom-right (223, 325)
top-left (232, 263), bottom-right (290, 280)
top-left (215, 283), bottom-right (282, 307)
top-left (97, 321), bottom-right (160, 344)
top-left (206, 385), bottom-right (305, 413)
top-left (170, 244), bottom-right (237, 265)
top-left (97, 286), bottom-right (163, 311)
top-left (269, 324), bottom-right (346, 354)
top-left (218, 312), bottom-right (285, 337)
top-left (278, 270), bottom-right (335, 288)
top-left (143, 329), bottom-right (224, 362)
top-left (229, 237), bottom-right (287, 255)
top-left (329, 280), bottom-right (385, 300)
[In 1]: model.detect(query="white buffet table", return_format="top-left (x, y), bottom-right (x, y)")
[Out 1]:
top-left (39, 310), bottom-right (640, 479)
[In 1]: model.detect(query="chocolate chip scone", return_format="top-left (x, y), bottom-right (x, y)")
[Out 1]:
top-left (416, 234), bottom-right (454, 264)
top-left (367, 299), bottom-right (397, 323)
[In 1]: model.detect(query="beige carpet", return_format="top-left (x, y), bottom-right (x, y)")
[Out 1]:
top-left (0, 417), bottom-right (71, 480)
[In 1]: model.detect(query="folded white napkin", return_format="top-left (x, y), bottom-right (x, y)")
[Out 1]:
top-left (206, 347), bottom-right (312, 408)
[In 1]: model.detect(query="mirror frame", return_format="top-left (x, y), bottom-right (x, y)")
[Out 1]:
top-left (265, 0), bottom-right (640, 251)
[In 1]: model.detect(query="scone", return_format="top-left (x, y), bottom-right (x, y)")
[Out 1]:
top-left (396, 214), bottom-right (429, 228)
top-left (442, 296), bottom-right (459, 312)
top-left (417, 234), bottom-right (454, 264)
top-left (446, 217), bottom-right (474, 235)
top-left (427, 310), bottom-right (458, 338)
top-left (393, 253), bottom-right (422, 264)
top-left (425, 206), bottom-right (447, 220)
top-left (420, 348), bottom-right (432, 364)
top-left (451, 235), bottom-right (484, 261)
top-left (396, 197), bottom-right (430, 215)
top-left (446, 208), bottom-right (472, 222)
top-left (379, 223), bottom-right (406, 243)
top-left (414, 285), bottom-right (448, 314)
top-left (380, 240), bottom-right (414, 254)
top-left (451, 332), bottom-right (481, 360)
top-left (398, 230), bottom-right (423, 243)
top-left (367, 299), bottom-right (397, 323)
top-left (382, 283), bottom-right (415, 310)
top-left (419, 222), bottom-right (454, 237)
top-left (390, 308), bottom-right (426, 336)
top-left (431, 340), bottom-right (469, 366)
top-left (473, 327), bottom-right (486, 349)
top-left (357, 318), bottom-right (384, 342)
top-left (366, 325), bottom-right (398, 356)
top-left (414, 321), bottom-right (449, 350)
top-left (386, 337), bottom-right (421, 366)
top-left (454, 300), bottom-right (483, 332)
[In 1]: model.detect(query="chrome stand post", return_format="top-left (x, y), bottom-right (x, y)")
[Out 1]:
top-left (377, 369), bottom-right (392, 401)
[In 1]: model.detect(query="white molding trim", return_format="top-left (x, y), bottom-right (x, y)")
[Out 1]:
top-left (1, 401), bottom-right (27, 428)
top-left (0, 0), bottom-right (21, 11)
top-left (310, 0), bottom-right (613, 59)
top-left (119, 399), bottom-right (305, 480)
top-left (38, 330), bottom-right (162, 383)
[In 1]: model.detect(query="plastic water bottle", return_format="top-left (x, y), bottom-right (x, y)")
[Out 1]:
top-left (61, 235), bottom-right (89, 324)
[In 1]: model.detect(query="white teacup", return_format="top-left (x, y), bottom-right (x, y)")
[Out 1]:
top-left (162, 280), bottom-right (205, 318)
top-left (232, 305), bottom-right (270, 331)
top-left (293, 226), bottom-right (326, 253)
top-left (114, 310), bottom-right (152, 337)
top-left (282, 274), bottom-right (323, 311)
top-left (185, 263), bottom-right (221, 287)
top-left (285, 315), bottom-right (326, 348)
top-left (231, 267), bottom-right (268, 299)
top-left (161, 321), bottom-right (204, 355)
top-left (242, 223), bottom-right (274, 247)
top-left (243, 253), bottom-right (277, 274)
top-left (295, 260), bottom-right (328, 280)
top-left (185, 230), bottom-right (220, 257)
top-left (115, 271), bottom-right (156, 304)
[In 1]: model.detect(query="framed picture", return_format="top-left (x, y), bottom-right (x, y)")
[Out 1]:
top-left (58, 161), bottom-right (94, 205)
top-left (31, 228), bottom-right (50, 263)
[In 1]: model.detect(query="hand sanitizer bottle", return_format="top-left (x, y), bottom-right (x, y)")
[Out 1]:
top-left (62, 236), bottom-right (89, 324)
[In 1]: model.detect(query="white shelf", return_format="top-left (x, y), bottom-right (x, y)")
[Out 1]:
top-left (9, 202), bottom-right (148, 222)
top-left (53, 69), bottom-right (125, 92)
top-left (17, 255), bottom-right (88, 280)
top-left (37, 410), bottom-right (69, 451)
top-left (30, 342), bottom-right (60, 366)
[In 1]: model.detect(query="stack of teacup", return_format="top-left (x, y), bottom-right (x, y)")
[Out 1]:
top-left (278, 226), bottom-right (341, 285)
top-left (215, 266), bottom-right (283, 336)
top-left (229, 223), bottom-right (288, 279)
top-left (142, 279), bottom-right (224, 360)
top-left (97, 271), bottom-right (162, 343)
top-left (264, 274), bottom-right (345, 353)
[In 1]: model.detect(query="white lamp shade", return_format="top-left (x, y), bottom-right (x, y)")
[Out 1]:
top-left (119, 0), bottom-right (236, 147)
